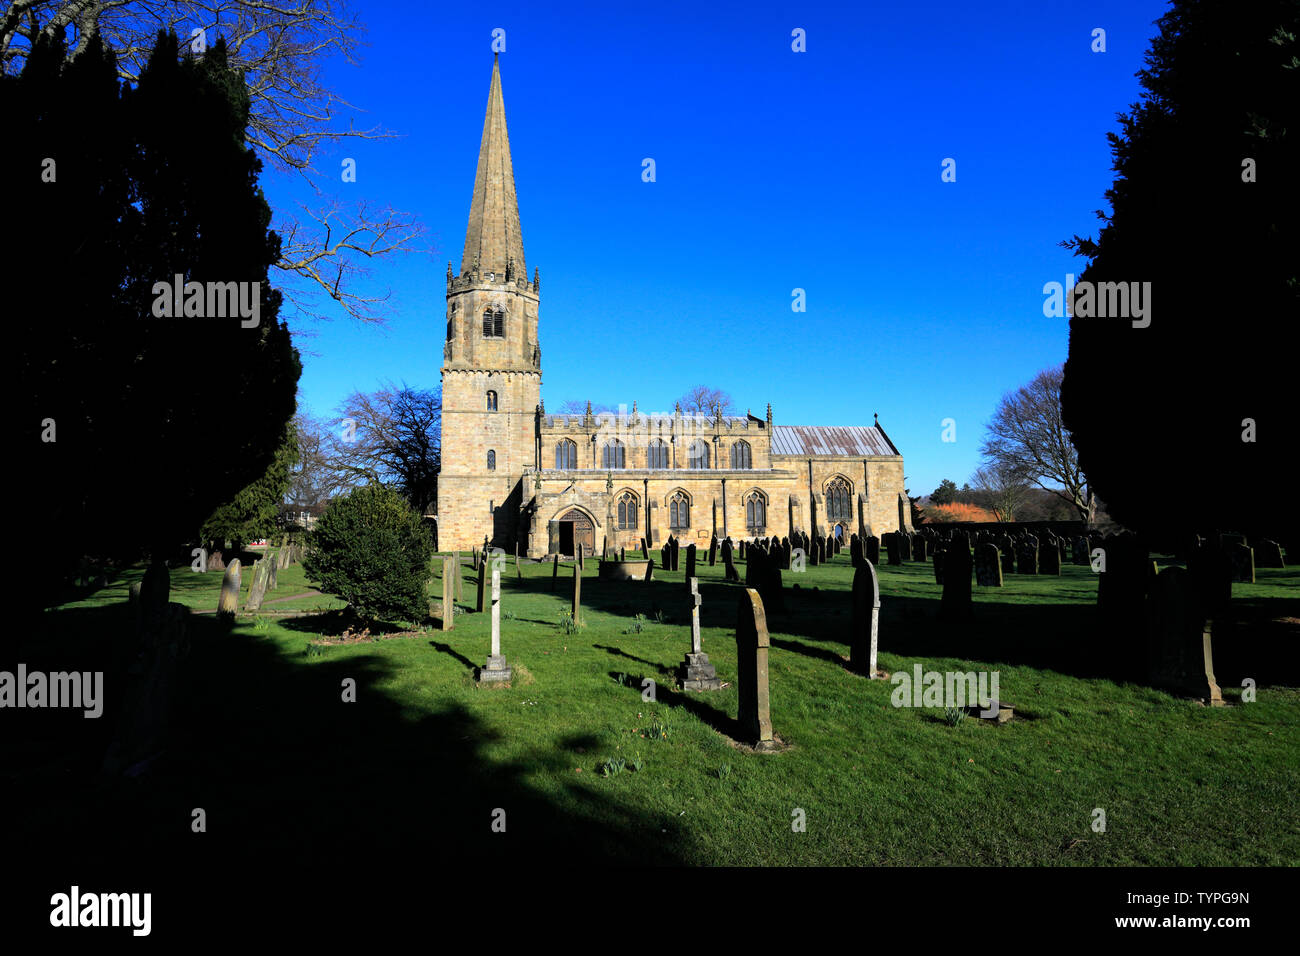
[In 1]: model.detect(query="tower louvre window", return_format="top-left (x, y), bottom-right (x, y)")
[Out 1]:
top-left (487, 450), bottom-right (496, 470)
top-left (483, 309), bottom-right (505, 338)
top-left (486, 390), bottom-right (498, 411)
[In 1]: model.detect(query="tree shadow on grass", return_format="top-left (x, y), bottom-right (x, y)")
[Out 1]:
top-left (8, 593), bottom-right (703, 884)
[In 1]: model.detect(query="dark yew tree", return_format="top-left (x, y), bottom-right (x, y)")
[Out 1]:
top-left (1060, 1), bottom-right (1298, 549)
top-left (11, 29), bottom-right (301, 610)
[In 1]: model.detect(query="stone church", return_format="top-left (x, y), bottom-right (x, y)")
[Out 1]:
top-left (438, 57), bottom-right (910, 557)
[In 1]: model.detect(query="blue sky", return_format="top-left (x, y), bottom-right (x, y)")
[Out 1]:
top-left (265, 0), bottom-right (1170, 498)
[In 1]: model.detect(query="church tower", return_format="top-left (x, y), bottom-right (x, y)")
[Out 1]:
top-left (439, 55), bottom-right (541, 550)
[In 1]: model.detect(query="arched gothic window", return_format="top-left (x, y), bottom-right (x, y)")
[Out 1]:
top-left (486, 390), bottom-right (498, 411)
top-left (602, 439), bottom-right (625, 469)
top-left (745, 492), bottom-right (767, 531)
top-left (555, 440), bottom-right (577, 470)
top-left (669, 492), bottom-right (690, 530)
top-left (487, 450), bottom-right (496, 470)
top-left (826, 477), bottom-right (851, 520)
top-left (617, 492), bottom-right (638, 530)
top-left (482, 308), bottom-right (505, 338)
top-left (647, 439), bottom-right (670, 469)
top-left (731, 440), bottom-right (752, 469)
top-left (688, 440), bottom-right (710, 469)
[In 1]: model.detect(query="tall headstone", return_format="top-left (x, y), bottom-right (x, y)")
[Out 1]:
top-left (1228, 544), bottom-right (1255, 584)
top-left (476, 562), bottom-right (487, 613)
top-left (247, 559), bottom-right (268, 611)
top-left (941, 539), bottom-right (973, 619)
top-left (1146, 567), bottom-right (1222, 703)
top-left (684, 543), bottom-right (697, 588)
top-left (478, 566), bottom-right (512, 683)
top-left (932, 546), bottom-right (946, 585)
top-left (1040, 540), bottom-right (1061, 575)
top-left (680, 577), bottom-right (721, 691)
top-left (441, 555), bottom-right (455, 631)
top-left (572, 560), bottom-right (582, 626)
top-left (671, 538), bottom-right (680, 571)
top-left (849, 561), bottom-right (881, 677)
top-left (850, 535), bottom-right (864, 569)
top-left (1072, 536), bottom-right (1090, 566)
top-left (722, 539), bottom-right (740, 583)
top-left (1016, 536), bottom-right (1039, 575)
top-left (885, 533), bottom-right (902, 566)
top-left (640, 537), bottom-right (649, 560)
top-left (911, 536), bottom-right (926, 562)
top-left (217, 559), bottom-right (242, 621)
top-left (974, 543), bottom-right (1003, 587)
top-left (551, 553), bottom-right (560, 591)
top-left (736, 589), bottom-right (777, 751)
top-left (865, 535), bottom-right (880, 566)
top-left (453, 552), bottom-right (463, 602)
top-left (708, 536), bottom-right (718, 566)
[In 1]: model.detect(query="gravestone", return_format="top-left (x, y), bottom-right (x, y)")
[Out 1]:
top-left (911, 536), bottom-right (926, 562)
top-left (1040, 541), bottom-right (1061, 575)
top-left (207, 550), bottom-right (226, 573)
top-left (453, 552), bottom-right (464, 602)
top-left (736, 589), bottom-right (778, 751)
top-left (643, 559), bottom-right (654, 583)
top-left (476, 563), bottom-right (487, 613)
top-left (865, 535), bottom-right (880, 566)
top-left (1255, 539), bottom-right (1285, 568)
top-left (808, 536), bottom-right (820, 567)
top-left (1072, 537), bottom-right (1090, 566)
top-left (247, 559), bottom-right (268, 611)
top-left (708, 536), bottom-right (718, 566)
top-left (850, 535), bottom-right (864, 569)
top-left (267, 556), bottom-right (278, 591)
top-left (551, 554), bottom-right (560, 591)
top-left (441, 556), bottom-right (455, 631)
top-left (896, 532), bottom-right (909, 563)
top-left (671, 538), bottom-right (680, 572)
top-left (684, 543), bottom-right (697, 588)
top-left (739, 540), bottom-right (746, 560)
top-left (640, 537), bottom-right (649, 560)
top-left (932, 547), bottom-right (946, 585)
top-left (759, 548), bottom-right (785, 614)
top-left (941, 539), bottom-right (972, 619)
top-left (577, 542), bottom-right (584, 571)
top-left (572, 561), bottom-right (583, 626)
top-left (999, 545), bottom-right (1015, 574)
top-left (478, 566), bottom-right (512, 683)
top-left (1016, 536), bottom-right (1039, 575)
top-left (1228, 544), bottom-right (1255, 584)
top-left (849, 561), bottom-right (881, 677)
top-left (680, 577), bottom-right (721, 691)
top-left (974, 543), bottom-right (1003, 587)
top-left (217, 560), bottom-right (242, 621)
top-left (1145, 567), bottom-right (1222, 704)
top-left (722, 539), bottom-right (740, 583)
top-left (885, 533), bottom-right (902, 566)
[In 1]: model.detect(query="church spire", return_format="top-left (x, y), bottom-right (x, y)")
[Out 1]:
top-left (461, 54), bottom-right (526, 280)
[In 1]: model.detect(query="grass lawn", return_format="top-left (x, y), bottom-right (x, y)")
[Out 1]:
top-left (12, 547), bottom-right (1299, 867)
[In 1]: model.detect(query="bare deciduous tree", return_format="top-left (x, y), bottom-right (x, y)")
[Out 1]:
top-left (969, 461), bottom-right (1034, 523)
top-left (333, 384), bottom-right (440, 515)
top-left (676, 385), bottom-right (735, 417)
top-left (979, 365), bottom-right (1096, 526)
top-left (2, 0), bottom-right (427, 323)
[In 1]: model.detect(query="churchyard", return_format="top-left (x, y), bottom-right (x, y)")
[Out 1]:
top-left (18, 534), bottom-right (1299, 867)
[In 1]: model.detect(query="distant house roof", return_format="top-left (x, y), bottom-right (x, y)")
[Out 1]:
top-left (770, 424), bottom-right (899, 457)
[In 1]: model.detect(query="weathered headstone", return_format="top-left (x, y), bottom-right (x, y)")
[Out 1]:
top-left (865, 535), bottom-right (880, 566)
top-left (478, 565), bottom-right (512, 683)
top-left (640, 537), bottom-right (649, 560)
top-left (680, 577), bottom-right (721, 691)
top-left (572, 560), bottom-right (582, 626)
top-left (850, 535), bottom-right (864, 569)
top-left (708, 536), bottom-right (718, 566)
top-left (932, 546), bottom-right (946, 585)
top-left (453, 552), bottom-right (463, 602)
top-left (1072, 536), bottom-right (1090, 566)
top-left (217, 559), bottom-right (242, 621)
top-left (885, 533), bottom-right (901, 566)
top-left (247, 559), bottom-right (268, 611)
top-left (441, 555), bottom-right (455, 631)
top-left (974, 543), bottom-right (1003, 587)
top-left (671, 538), bottom-right (680, 572)
top-left (476, 562), bottom-right (487, 613)
top-left (1145, 567), bottom-right (1222, 703)
top-left (1015, 536), bottom-right (1039, 575)
top-left (551, 554), bottom-right (560, 591)
top-left (911, 536), bottom-right (926, 562)
top-left (941, 539), bottom-right (972, 619)
top-left (849, 562), bottom-right (881, 677)
top-left (684, 543), bottom-right (697, 588)
top-left (736, 589), bottom-right (777, 750)
top-left (1040, 541), bottom-right (1061, 575)
top-left (722, 539), bottom-right (740, 582)
top-left (1255, 539), bottom-right (1285, 568)
top-left (1228, 544), bottom-right (1255, 584)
